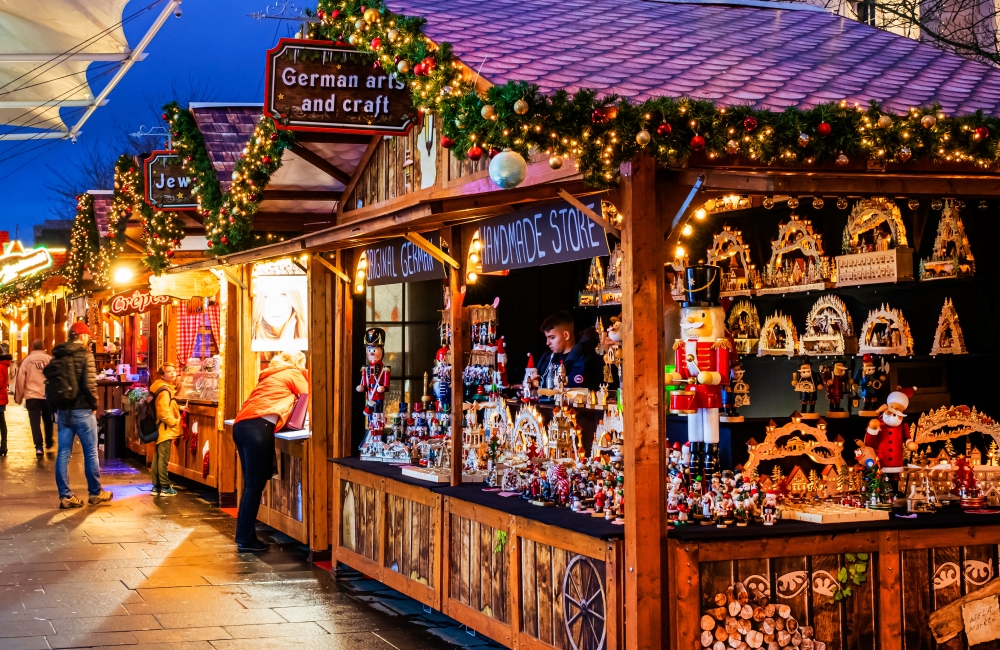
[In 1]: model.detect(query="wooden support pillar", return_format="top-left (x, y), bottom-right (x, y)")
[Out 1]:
top-left (620, 154), bottom-right (667, 650)
top-left (219, 282), bottom-right (240, 507)
top-left (307, 255), bottom-right (331, 552)
top-left (332, 249), bottom-right (355, 459)
top-left (443, 226), bottom-right (466, 487)
top-left (54, 298), bottom-right (66, 346)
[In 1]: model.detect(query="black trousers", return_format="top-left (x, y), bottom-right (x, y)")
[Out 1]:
top-left (25, 399), bottom-right (53, 448)
top-left (233, 417), bottom-right (276, 546)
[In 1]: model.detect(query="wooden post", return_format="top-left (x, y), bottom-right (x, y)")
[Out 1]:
top-left (878, 530), bottom-right (902, 650)
top-left (443, 226), bottom-right (465, 487)
top-left (54, 298), bottom-right (66, 346)
top-left (620, 154), bottom-right (667, 650)
top-left (219, 280), bottom-right (240, 507)
top-left (332, 248), bottom-right (355, 459)
top-left (307, 255), bottom-right (331, 552)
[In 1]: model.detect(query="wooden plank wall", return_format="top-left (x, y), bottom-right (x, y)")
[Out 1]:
top-left (264, 449), bottom-right (303, 523)
top-left (448, 513), bottom-right (509, 624)
top-left (167, 404), bottom-right (218, 488)
top-left (339, 477), bottom-right (380, 563)
top-left (385, 493), bottom-right (435, 587)
top-left (344, 128), bottom-right (423, 211)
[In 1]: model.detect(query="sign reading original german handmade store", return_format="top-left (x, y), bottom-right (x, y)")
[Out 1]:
top-left (143, 151), bottom-right (197, 210)
top-left (479, 199), bottom-right (610, 273)
top-left (109, 289), bottom-right (171, 317)
top-left (264, 38), bottom-right (415, 135)
top-left (365, 234), bottom-right (446, 286)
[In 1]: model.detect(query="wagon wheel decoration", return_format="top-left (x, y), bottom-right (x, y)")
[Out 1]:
top-left (563, 555), bottom-right (607, 650)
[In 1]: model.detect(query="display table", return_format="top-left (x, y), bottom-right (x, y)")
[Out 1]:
top-left (331, 457), bottom-right (625, 650)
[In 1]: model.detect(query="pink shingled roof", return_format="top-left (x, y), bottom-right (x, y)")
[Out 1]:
top-left (190, 106), bottom-right (261, 193)
top-left (387, 0), bottom-right (1000, 115)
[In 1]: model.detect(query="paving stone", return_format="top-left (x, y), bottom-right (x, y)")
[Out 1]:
top-left (209, 633), bottom-right (393, 650)
top-left (131, 626), bottom-right (232, 643)
top-left (222, 622), bottom-right (329, 638)
top-left (0, 618), bottom-right (56, 637)
top-left (273, 604), bottom-right (371, 623)
top-left (47, 631), bottom-right (139, 648)
top-left (154, 609), bottom-right (287, 629)
top-left (49, 613), bottom-right (162, 633)
top-left (0, 637), bottom-right (51, 650)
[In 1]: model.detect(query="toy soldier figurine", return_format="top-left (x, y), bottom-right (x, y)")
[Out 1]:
top-left (865, 388), bottom-right (916, 473)
top-left (854, 354), bottom-right (887, 416)
top-left (721, 361), bottom-right (746, 423)
top-left (821, 361), bottom-right (850, 418)
top-left (667, 265), bottom-right (734, 478)
top-left (791, 360), bottom-right (819, 418)
top-left (357, 327), bottom-right (390, 435)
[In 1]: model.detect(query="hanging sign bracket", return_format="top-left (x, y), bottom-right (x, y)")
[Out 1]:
top-left (313, 254), bottom-right (351, 283)
top-left (557, 188), bottom-right (620, 237)
top-left (404, 232), bottom-right (460, 269)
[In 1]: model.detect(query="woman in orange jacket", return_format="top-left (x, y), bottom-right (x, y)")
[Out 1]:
top-left (232, 350), bottom-right (309, 552)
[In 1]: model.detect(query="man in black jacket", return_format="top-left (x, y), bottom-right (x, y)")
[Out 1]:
top-left (537, 311), bottom-right (604, 395)
top-left (53, 322), bottom-right (112, 509)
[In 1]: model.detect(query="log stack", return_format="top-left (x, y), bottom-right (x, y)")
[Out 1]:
top-left (700, 581), bottom-right (827, 650)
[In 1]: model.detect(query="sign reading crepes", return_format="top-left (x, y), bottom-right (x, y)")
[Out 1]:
top-left (109, 289), bottom-right (171, 317)
top-left (264, 38), bottom-right (415, 135)
top-left (365, 234), bottom-right (446, 286)
top-left (144, 151), bottom-right (197, 210)
top-left (479, 199), bottom-right (610, 273)
top-left (0, 242), bottom-right (53, 287)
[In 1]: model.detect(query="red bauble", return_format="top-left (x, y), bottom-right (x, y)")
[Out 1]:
top-left (219, 208), bottom-right (226, 216)
top-left (413, 62), bottom-right (425, 76)
top-left (690, 135), bottom-right (706, 150)
top-left (228, 216), bottom-right (235, 224)
top-left (976, 126), bottom-right (990, 140)
top-left (248, 194), bottom-right (258, 202)
top-left (161, 113), bottom-right (168, 120)
top-left (489, 147), bottom-right (501, 159)
top-left (220, 236), bottom-right (228, 245)
top-left (656, 123), bottom-right (672, 136)
top-left (372, 60), bottom-right (381, 70)
top-left (129, 167), bottom-right (135, 173)
top-left (262, 155), bottom-right (271, 164)
top-left (166, 250), bottom-right (175, 258)
top-left (441, 136), bottom-right (455, 148)
top-left (370, 37), bottom-right (381, 50)
top-left (421, 56), bottom-right (435, 72)
top-left (467, 145), bottom-right (483, 161)
top-left (316, 10), bottom-right (325, 19)
top-left (172, 131), bottom-right (179, 137)
top-left (270, 132), bottom-right (278, 141)
top-left (743, 116), bottom-right (758, 132)
top-left (591, 109), bottom-right (607, 124)
top-left (817, 122), bottom-right (832, 137)
top-left (330, 9), bottom-right (339, 18)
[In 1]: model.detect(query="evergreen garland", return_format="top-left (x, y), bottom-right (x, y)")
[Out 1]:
top-left (66, 193), bottom-right (101, 291)
top-left (304, 0), bottom-right (1000, 188)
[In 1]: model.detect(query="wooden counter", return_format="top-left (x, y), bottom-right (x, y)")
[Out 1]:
top-left (168, 402), bottom-right (219, 488)
top-left (255, 431), bottom-right (310, 543)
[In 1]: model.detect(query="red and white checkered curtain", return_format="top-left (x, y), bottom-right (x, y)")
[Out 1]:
top-left (177, 303), bottom-right (221, 361)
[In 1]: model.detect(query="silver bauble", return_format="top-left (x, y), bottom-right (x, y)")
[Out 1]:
top-left (836, 153), bottom-right (849, 166)
top-left (489, 150), bottom-right (528, 189)
top-left (513, 99), bottom-right (529, 115)
top-left (898, 146), bottom-right (912, 162)
top-left (481, 104), bottom-right (496, 120)
top-left (762, 196), bottom-right (775, 209)
top-left (725, 139), bottom-right (739, 154)
top-left (397, 60), bottom-right (410, 74)
top-left (797, 132), bottom-right (810, 147)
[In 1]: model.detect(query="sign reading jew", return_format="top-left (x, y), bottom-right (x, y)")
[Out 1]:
top-left (479, 199), bottom-right (610, 273)
top-left (264, 38), bottom-right (416, 135)
top-left (365, 234), bottom-right (446, 286)
top-left (0, 241), bottom-right (52, 287)
top-left (143, 151), bottom-right (197, 210)
top-left (109, 289), bottom-right (171, 317)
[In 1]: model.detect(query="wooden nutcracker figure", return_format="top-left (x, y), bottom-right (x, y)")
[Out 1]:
top-left (667, 265), bottom-right (734, 478)
top-left (762, 490), bottom-right (779, 525)
top-left (791, 360), bottom-right (820, 418)
top-left (356, 328), bottom-right (390, 434)
top-left (854, 354), bottom-right (887, 416)
top-left (864, 387), bottom-right (916, 473)
top-left (821, 361), bottom-right (850, 418)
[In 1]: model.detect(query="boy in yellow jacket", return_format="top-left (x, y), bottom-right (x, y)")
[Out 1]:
top-left (150, 363), bottom-right (181, 497)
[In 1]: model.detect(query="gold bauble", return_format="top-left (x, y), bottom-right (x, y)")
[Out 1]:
top-left (898, 146), bottom-right (912, 162)
top-left (921, 114), bottom-right (937, 129)
top-left (513, 99), bottom-right (529, 115)
top-left (355, 19), bottom-right (367, 30)
top-left (877, 115), bottom-right (893, 129)
top-left (725, 139), bottom-right (739, 154)
top-left (836, 153), bottom-right (849, 166)
top-left (548, 155), bottom-right (564, 170)
top-left (363, 8), bottom-right (380, 23)
top-left (797, 132), bottom-right (810, 147)
top-left (348, 33), bottom-right (360, 46)
top-left (481, 104), bottom-right (496, 120)
top-left (396, 60), bottom-right (410, 74)
top-left (636, 129), bottom-right (651, 146)
top-left (387, 28), bottom-right (399, 42)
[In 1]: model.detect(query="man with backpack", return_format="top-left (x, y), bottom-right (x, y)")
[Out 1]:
top-left (47, 322), bottom-right (112, 509)
top-left (15, 339), bottom-right (54, 456)
top-left (148, 363), bottom-right (181, 496)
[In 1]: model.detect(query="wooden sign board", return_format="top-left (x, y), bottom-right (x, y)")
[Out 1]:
top-left (109, 289), bottom-right (171, 317)
top-left (479, 198), bottom-right (610, 273)
top-left (365, 234), bottom-right (445, 286)
top-left (144, 151), bottom-right (197, 210)
top-left (264, 38), bottom-right (416, 135)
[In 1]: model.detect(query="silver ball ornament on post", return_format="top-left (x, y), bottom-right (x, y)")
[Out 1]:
top-left (489, 150), bottom-right (528, 189)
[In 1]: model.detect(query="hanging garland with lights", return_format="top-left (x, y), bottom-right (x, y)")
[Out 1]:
top-left (0, 268), bottom-right (61, 309)
top-left (301, 0), bottom-right (1000, 189)
top-left (162, 102), bottom-right (295, 255)
top-left (66, 193), bottom-right (101, 291)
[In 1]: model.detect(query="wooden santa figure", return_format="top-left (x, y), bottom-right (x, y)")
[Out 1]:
top-left (667, 265), bottom-right (734, 478)
top-left (864, 387), bottom-right (916, 472)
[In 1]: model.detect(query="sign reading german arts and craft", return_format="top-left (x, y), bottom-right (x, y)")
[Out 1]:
top-left (143, 151), bottom-right (197, 210)
top-left (109, 289), bottom-right (171, 317)
top-left (479, 199), bottom-right (610, 273)
top-left (365, 234), bottom-right (445, 286)
top-left (264, 38), bottom-right (415, 135)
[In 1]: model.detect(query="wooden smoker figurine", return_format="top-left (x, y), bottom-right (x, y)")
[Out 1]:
top-left (791, 360), bottom-right (820, 418)
top-left (864, 387), bottom-right (916, 473)
top-left (357, 327), bottom-right (391, 435)
top-left (667, 265), bottom-right (734, 478)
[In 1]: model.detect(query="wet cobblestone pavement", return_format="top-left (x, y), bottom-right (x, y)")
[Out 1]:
top-left (0, 404), bottom-right (502, 649)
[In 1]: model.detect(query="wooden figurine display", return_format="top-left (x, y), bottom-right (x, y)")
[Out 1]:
top-left (790, 361), bottom-right (821, 418)
top-left (858, 303), bottom-right (913, 355)
top-left (799, 295), bottom-right (857, 355)
top-left (706, 226), bottom-right (758, 296)
top-left (757, 215), bottom-right (832, 294)
top-left (835, 198), bottom-right (914, 287)
top-left (854, 354), bottom-right (888, 416)
top-left (464, 303), bottom-right (504, 401)
top-left (820, 361), bottom-right (850, 418)
top-left (911, 404), bottom-right (1000, 450)
top-left (864, 388), bottom-right (915, 472)
top-left (727, 300), bottom-right (760, 355)
top-left (757, 311), bottom-right (799, 357)
top-left (721, 361), bottom-right (749, 423)
top-left (358, 327), bottom-right (391, 461)
top-left (666, 265), bottom-right (735, 478)
top-left (578, 257), bottom-right (604, 306)
top-left (931, 298), bottom-right (967, 355)
top-left (920, 200), bottom-right (975, 280)
top-left (744, 416), bottom-right (847, 476)
top-left (601, 243), bottom-right (623, 305)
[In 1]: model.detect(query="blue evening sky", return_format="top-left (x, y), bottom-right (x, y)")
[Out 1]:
top-left (0, 0), bottom-right (306, 244)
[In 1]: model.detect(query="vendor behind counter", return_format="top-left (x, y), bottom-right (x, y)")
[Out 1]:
top-left (536, 310), bottom-right (604, 392)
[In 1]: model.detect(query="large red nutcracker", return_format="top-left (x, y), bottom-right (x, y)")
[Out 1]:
top-left (667, 265), bottom-right (734, 478)
top-left (356, 327), bottom-right (391, 435)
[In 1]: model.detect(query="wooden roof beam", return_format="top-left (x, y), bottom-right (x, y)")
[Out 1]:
top-left (263, 189), bottom-right (342, 201)
top-left (288, 142), bottom-right (352, 185)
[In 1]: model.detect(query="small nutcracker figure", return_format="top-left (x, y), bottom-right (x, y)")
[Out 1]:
top-left (762, 490), bottom-right (779, 525)
top-left (821, 361), bottom-right (850, 418)
top-left (700, 490), bottom-right (716, 524)
top-left (716, 492), bottom-right (735, 528)
top-left (667, 265), bottom-right (734, 478)
top-left (864, 388), bottom-right (916, 473)
top-left (357, 327), bottom-right (390, 435)
top-left (720, 361), bottom-right (746, 423)
top-left (854, 354), bottom-right (887, 416)
top-left (521, 353), bottom-right (539, 403)
top-left (791, 360), bottom-right (819, 417)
